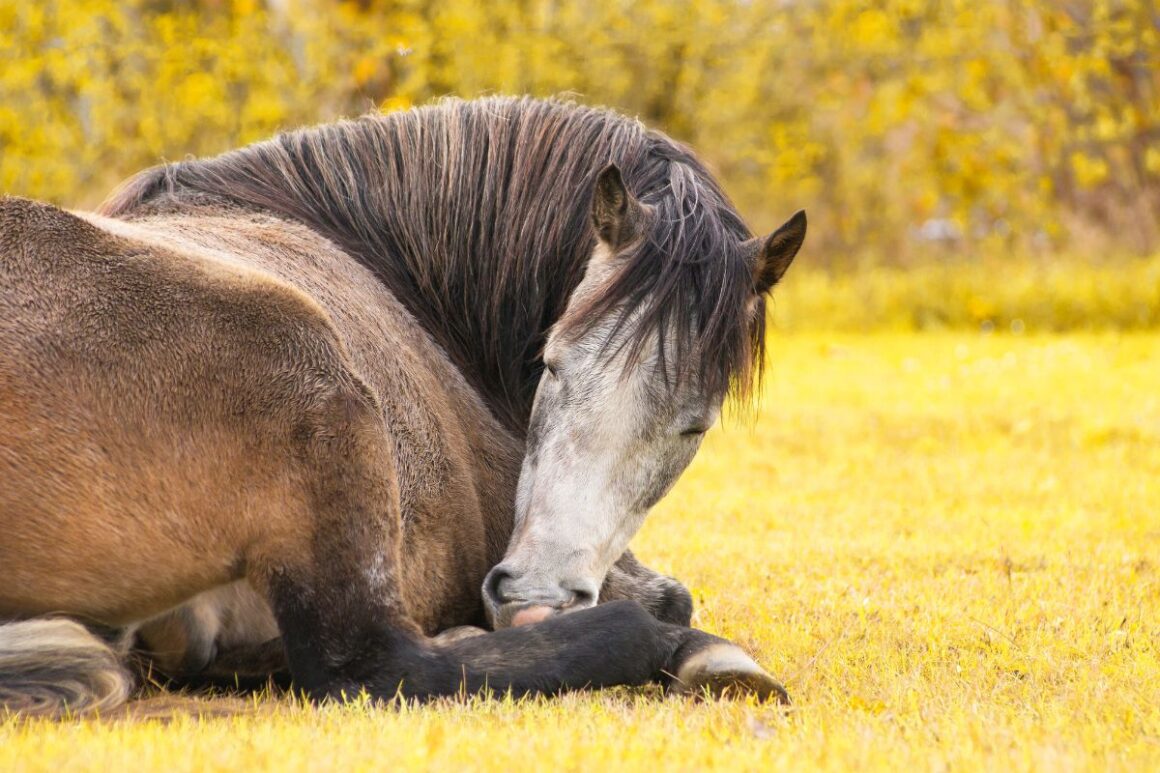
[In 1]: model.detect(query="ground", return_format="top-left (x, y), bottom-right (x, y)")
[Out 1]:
top-left (3, 332), bottom-right (1157, 771)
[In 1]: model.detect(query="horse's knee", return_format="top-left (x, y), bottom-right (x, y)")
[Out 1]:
top-left (601, 552), bottom-right (694, 626)
top-left (651, 580), bottom-right (693, 627)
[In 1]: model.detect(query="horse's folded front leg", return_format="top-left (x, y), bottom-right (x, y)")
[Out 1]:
top-left (431, 600), bottom-right (788, 702)
top-left (273, 595), bottom-right (788, 703)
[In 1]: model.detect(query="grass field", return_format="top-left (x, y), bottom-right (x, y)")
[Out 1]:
top-left (2, 331), bottom-right (1158, 771)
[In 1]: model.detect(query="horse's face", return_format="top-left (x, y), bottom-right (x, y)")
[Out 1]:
top-left (483, 165), bottom-right (805, 629)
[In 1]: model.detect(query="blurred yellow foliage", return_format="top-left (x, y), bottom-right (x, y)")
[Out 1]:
top-left (1, 0), bottom-right (1158, 261)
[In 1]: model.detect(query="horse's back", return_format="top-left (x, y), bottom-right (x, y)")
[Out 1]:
top-left (0, 197), bottom-right (365, 625)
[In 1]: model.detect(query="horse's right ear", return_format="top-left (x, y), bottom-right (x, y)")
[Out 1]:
top-left (591, 164), bottom-right (644, 251)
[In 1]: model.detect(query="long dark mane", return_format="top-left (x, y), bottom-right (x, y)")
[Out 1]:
top-left (101, 97), bottom-right (764, 433)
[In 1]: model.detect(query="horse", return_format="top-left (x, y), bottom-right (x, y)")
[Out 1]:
top-left (0, 96), bottom-right (805, 716)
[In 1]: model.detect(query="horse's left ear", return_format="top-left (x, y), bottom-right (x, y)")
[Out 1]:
top-left (750, 210), bottom-right (807, 294)
top-left (591, 164), bottom-right (645, 251)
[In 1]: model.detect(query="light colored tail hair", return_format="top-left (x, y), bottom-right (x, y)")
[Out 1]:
top-left (0, 619), bottom-right (133, 718)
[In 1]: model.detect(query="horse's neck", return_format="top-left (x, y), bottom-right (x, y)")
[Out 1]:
top-left (367, 221), bottom-right (582, 436)
top-left (341, 130), bottom-right (596, 435)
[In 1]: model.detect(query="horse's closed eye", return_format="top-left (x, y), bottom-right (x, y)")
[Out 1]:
top-left (680, 427), bottom-right (708, 437)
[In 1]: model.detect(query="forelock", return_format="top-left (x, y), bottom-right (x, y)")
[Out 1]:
top-left (560, 138), bottom-right (764, 402)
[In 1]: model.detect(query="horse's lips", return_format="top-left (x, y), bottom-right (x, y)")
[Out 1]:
top-left (510, 605), bottom-right (556, 627)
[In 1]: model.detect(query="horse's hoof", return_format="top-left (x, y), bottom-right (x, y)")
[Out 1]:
top-left (672, 644), bottom-right (790, 704)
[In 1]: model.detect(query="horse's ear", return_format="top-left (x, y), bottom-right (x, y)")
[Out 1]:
top-left (591, 164), bottom-right (644, 251)
top-left (750, 210), bottom-right (806, 294)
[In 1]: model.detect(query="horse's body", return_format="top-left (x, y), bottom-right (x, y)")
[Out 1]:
top-left (0, 198), bottom-right (514, 635)
top-left (0, 98), bottom-right (801, 715)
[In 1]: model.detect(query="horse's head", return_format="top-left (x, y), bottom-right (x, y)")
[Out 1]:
top-left (483, 164), bottom-right (806, 628)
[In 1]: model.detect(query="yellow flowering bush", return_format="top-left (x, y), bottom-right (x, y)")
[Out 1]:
top-left (2, 0), bottom-right (1157, 324)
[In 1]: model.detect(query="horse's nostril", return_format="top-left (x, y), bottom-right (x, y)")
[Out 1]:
top-left (483, 565), bottom-right (517, 606)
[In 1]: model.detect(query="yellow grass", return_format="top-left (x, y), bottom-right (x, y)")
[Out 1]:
top-left (3, 331), bottom-right (1158, 771)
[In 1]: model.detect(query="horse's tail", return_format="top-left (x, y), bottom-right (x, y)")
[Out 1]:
top-left (0, 619), bottom-right (134, 718)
